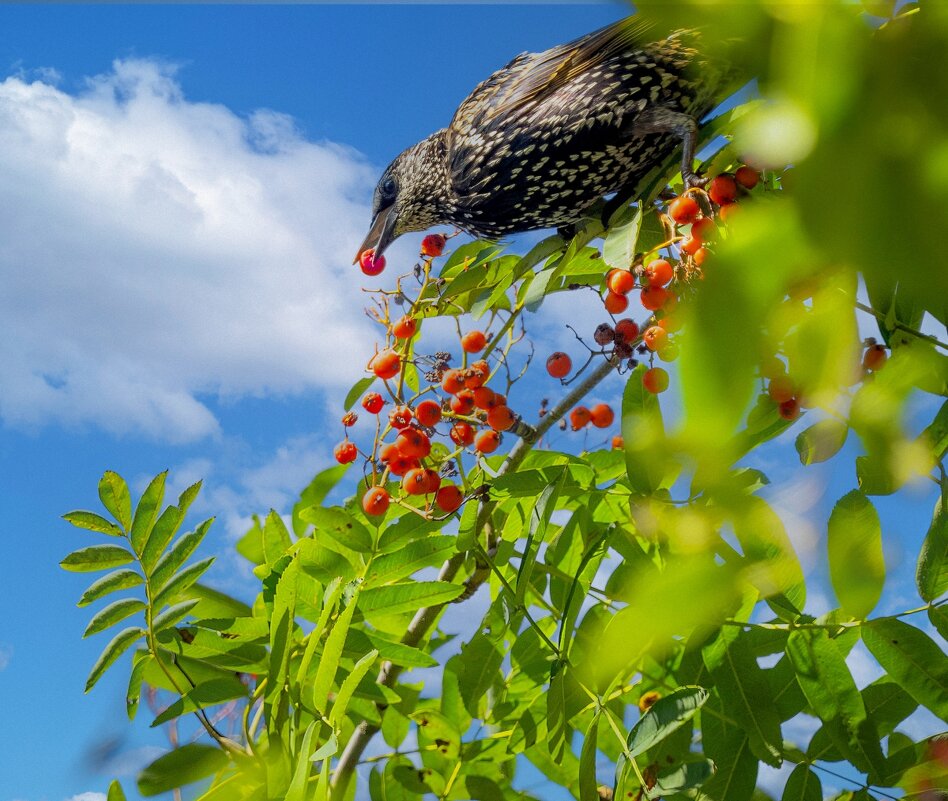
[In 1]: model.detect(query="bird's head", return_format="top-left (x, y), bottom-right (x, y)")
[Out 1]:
top-left (354, 132), bottom-right (450, 263)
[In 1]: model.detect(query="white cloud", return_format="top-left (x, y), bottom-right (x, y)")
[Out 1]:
top-left (0, 59), bottom-right (404, 441)
top-left (66, 794), bottom-right (106, 801)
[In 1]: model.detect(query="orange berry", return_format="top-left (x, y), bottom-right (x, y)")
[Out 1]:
top-left (690, 216), bottom-right (717, 243)
top-left (388, 405), bottom-right (413, 429)
top-left (614, 318), bottom-right (639, 344)
top-left (708, 174), bottom-right (738, 206)
top-left (493, 393), bottom-right (507, 407)
top-left (449, 422), bottom-right (475, 447)
top-left (388, 456), bottom-right (420, 477)
top-left (421, 233), bottom-right (447, 257)
top-left (362, 486), bottom-right (390, 516)
top-left (643, 367), bottom-right (669, 394)
top-left (402, 467), bottom-right (430, 496)
top-left (640, 285), bottom-right (669, 312)
top-left (735, 166), bottom-right (760, 190)
top-left (669, 195), bottom-right (700, 225)
top-left (611, 435), bottom-right (624, 449)
top-left (436, 484), bottom-right (464, 513)
top-left (779, 398), bottom-right (801, 421)
top-left (604, 291), bottom-right (629, 314)
top-left (473, 386), bottom-right (496, 410)
top-left (546, 352), bottom-right (572, 379)
top-left (487, 404), bottom-right (516, 432)
top-left (657, 315), bottom-right (682, 333)
top-left (371, 349), bottom-right (400, 380)
top-left (718, 202), bottom-right (739, 223)
top-left (475, 429), bottom-right (500, 454)
top-left (464, 360), bottom-right (490, 389)
top-left (361, 392), bottom-right (385, 414)
top-left (441, 369), bottom-right (465, 395)
top-left (392, 315), bottom-right (417, 339)
top-left (643, 326), bottom-right (668, 351)
top-left (863, 344), bottom-right (888, 371)
top-left (422, 468), bottom-right (441, 495)
top-left (569, 406), bottom-right (591, 430)
top-left (768, 375), bottom-right (795, 404)
top-left (415, 399), bottom-right (442, 428)
top-left (395, 428), bottom-right (431, 459)
top-left (680, 236), bottom-right (701, 256)
top-left (450, 390), bottom-right (475, 415)
top-left (693, 247), bottom-right (709, 267)
top-left (607, 269), bottom-right (636, 296)
top-left (333, 441), bottom-right (358, 464)
top-left (760, 355), bottom-right (786, 380)
top-left (644, 259), bottom-right (674, 287)
top-left (461, 330), bottom-right (487, 353)
top-left (341, 411), bottom-right (358, 427)
top-left (590, 403), bottom-right (614, 428)
top-left (378, 443), bottom-right (399, 464)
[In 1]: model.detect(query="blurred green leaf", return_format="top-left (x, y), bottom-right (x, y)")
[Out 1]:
top-left (795, 419), bottom-right (848, 465)
top-left (61, 544), bottom-right (135, 573)
top-left (622, 364), bottom-right (670, 495)
top-left (151, 676), bottom-right (248, 726)
top-left (578, 713), bottom-right (600, 801)
top-left (137, 744), bottom-right (230, 797)
top-left (648, 759), bottom-right (713, 799)
top-left (827, 490), bottom-right (885, 619)
top-left (107, 780), bottom-right (127, 801)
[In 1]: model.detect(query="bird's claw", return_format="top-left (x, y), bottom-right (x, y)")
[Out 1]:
top-left (683, 172), bottom-right (708, 191)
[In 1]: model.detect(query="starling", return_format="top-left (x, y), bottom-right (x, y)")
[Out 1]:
top-left (356, 18), bottom-right (735, 261)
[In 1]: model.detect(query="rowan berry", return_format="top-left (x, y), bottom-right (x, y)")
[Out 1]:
top-left (546, 352), bottom-right (572, 379)
top-left (402, 468), bottom-right (430, 496)
top-left (422, 468), bottom-right (441, 495)
top-left (604, 291), bottom-right (629, 314)
top-left (450, 390), bottom-right (475, 416)
top-left (389, 405), bottom-right (413, 429)
top-left (607, 269), bottom-right (635, 296)
top-left (415, 399), bottom-right (442, 428)
top-left (614, 318), bottom-right (639, 344)
top-left (640, 285), bottom-right (669, 312)
top-left (362, 392), bottom-right (385, 414)
top-left (768, 376), bottom-right (795, 405)
top-left (708, 174), bottom-right (738, 206)
top-left (362, 486), bottom-right (390, 516)
top-left (441, 369), bottom-right (465, 395)
top-left (779, 398), bottom-right (801, 421)
top-left (333, 441), bottom-right (358, 464)
top-left (643, 367), bottom-right (669, 394)
top-left (464, 360), bottom-right (490, 389)
top-left (594, 323), bottom-right (615, 346)
top-left (395, 428), bottom-right (431, 459)
top-left (475, 429), bottom-right (500, 454)
top-left (735, 166), bottom-right (760, 190)
top-left (436, 484), bottom-right (464, 513)
top-left (392, 315), bottom-right (417, 339)
top-left (569, 406), bottom-right (591, 430)
top-left (359, 248), bottom-right (386, 276)
top-left (473, 386), bottom-right (496, 410)
top-left (693, 247), bottom-right (709, 267)
top-left (379, 443), bottom-right (399, 464)
top-left (680, 236), bottom-right (701, 256)
top-left (487, 404), bottom-right (516, 432)
top-left (669, 195), bottom-right (700, 225)
top-left (643, 259), bottom-right (672, 288)
top-left (421, 233), bottom-right (447, 257)
top-left (611, 435), bottom-right (624, 449)
top-left (718, 202), bottom-right (739, 223)
top-left (643, 326), bottom-right (668, 351)
top-left (450, 422), bottom-right (475, 447)
top-left (590, 403), bottom-right (614, 428)
top-left (388, 456), bottom-right (420, 477)
top-left (461, 330), bottom-right (487, 353)
top-left (371, 349), bottom-right (400, 380)
top-left (690, 216), bottom-right (717, 243)
top-left (863, 344), bottom-right (888, 371)
top-left (341, 411), bottom-right (358, 427)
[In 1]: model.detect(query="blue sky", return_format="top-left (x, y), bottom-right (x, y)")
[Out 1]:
top-left (0, 5), bottom-right (940, 801)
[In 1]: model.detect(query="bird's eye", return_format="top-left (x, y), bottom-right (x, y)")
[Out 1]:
top-left (381, 177), bottom-right (397, 198)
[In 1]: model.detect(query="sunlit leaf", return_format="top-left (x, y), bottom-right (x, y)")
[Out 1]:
top-left (63, 510), bottom-right (124, 537)
top-left (83, 598), bottom-right (146, 637)
top-left (61, 544), bottom-right (135, 573)
top-left (917, 491), bottom-right (948, 602)
top-left (827, 490), bottom-right (885, 619)
top-left (78, 568), bottom-right (143, 607)
top-left (98, 471), bottom-right (132, 531)
top-left (85, 626), bottom-right (144, 692)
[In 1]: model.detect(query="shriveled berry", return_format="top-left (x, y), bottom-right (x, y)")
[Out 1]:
top-left (441, 369), bottom-right (465, 395)
top-left (546, 352), bottom-right (572, 379)
top-left (487, 404), bottom-right (515, 432)
top-left (333, 441), bottom-right (358, 464)
top-left (395, 428), bottom-right (431, 458)
top-left (389, 405), bottom-right (413, 429)
top-left (690, 216), bottom-right (717, 243)
top-left (475, 429), bottom-right (500, 454)
top-left (779, 398), bottom-right (801, 421)
top-left (604, 291), bottom-right (629, 314)
top-left (643, 326), bottom-right (668, 352)
top-left (461, 330), bottom-right (487, 353)
top-left (362, 392), bottom-right (385, 414)
top-left (643, 367), bottom-right (669, 394)
top-left (359, 248), bottom-right (386, 276)
top-left (569, 406), bottom-right (591, 430)
top-left (370, 349), bottom-right (400, 380)
top-left (708, 174), bottom-right (738, 206)
top-left (450, 390), bottom-right (475, 416)
top-left (644, 259), bottom-right (674, 287)
top-left (669, 195), bottom-right (700, 225)
top-left (614, 318), bottom-right (639, 344)
top-left (638, 691), bottom-right (662, 713)
top-left (640, 285), bottom-right (669, 312)
top-left (415, 399), bottom-right (442, 427)
top-left (362, 486), bottom-right (390, 516)
top-left (862, 344), bottom-right (888, 371)
top-left (436, 484), bottom-right (464, 513)
top-left (464, 360), bottom-right (490, 389)
top-left (611, 435), bottom-right (624, 449)
top-left (392, 315), bottom-right (417, 339)
top-left (590, 403), bottom-right (614, 428)
top-left (341, 411), bottom-right (358, 427)
top-left (450, 422), bottom-right (475, 447)
top-left (735, 166), bottom-right (760, 190)
top-left (594, 323), bottom-right (615, 346)
top-left (421, 233), bottom-right (447, 257)
top-left (607, 269), bottom-right (635, 296)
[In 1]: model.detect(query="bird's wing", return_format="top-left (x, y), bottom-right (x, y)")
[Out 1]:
top-left (446, 17), bottom-right (653, 190)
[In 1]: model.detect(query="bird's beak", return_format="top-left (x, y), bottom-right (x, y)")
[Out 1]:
top-left (353, 205), bottom-right (397, 264)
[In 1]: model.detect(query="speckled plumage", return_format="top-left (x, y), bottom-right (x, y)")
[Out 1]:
top-left (357, 19), bottom-right (733, 258)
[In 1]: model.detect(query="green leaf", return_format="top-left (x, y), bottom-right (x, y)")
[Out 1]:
top-left (130, 471), bottom-right (167, 555)
top-left (63, 510), bottom-right (124, 537)
top-left (137, 744), bottom-right (230, 796)
top-left (579, 713), bottom-right (600, 801)
top-left (151, 677), bottom-right (248, 726)
top-left (78, 569), bottom-right (143, 607)
top-left (795, 419), bottom-right (848, 465)
top-left (827, 490), bottom-right (885, 618)
top-left (292, 464), bottom-right (350, 538)
top-left (862, 618), bottom-right (948, 722)
top-left (107, 780), bottom-right (127, 801)
top-left (917, 492), bottom-right (948, 602)
top-left (517, 468), bottom-right (566, 604)
top-left (151, 557), bottom-right (214, 610)
top-left (602, 205), bottom-right (643, 270)
top-left (152, 599), bottom-right (200, 632)
top-left (313, 593), bottom-right (358, 715)
top-left (285, 722), bottom-right (318, 801)
top-left (696, 695), bottom-right (757, 801)
top-left (85, 626), bottom-right (144, 692)
top-left (627, 686), bottom-right (709, 758)
top-left (364, 536), bottom-right (457, 587)
top-left (785, 628), bottom-right (885, 773)
top-left (344, 376), bottom-right (375, 411)
top-left (648, 759), bottom-right (713, 799)
top-left (263, 509), bottom-right (293, 565)
top-left (457, 634), bottom-right (504, 717)
top-left (141, 505), bottom-right (184, 574)
top-left (151, 519), bottom-right (212, 586)
top-left (330, 649), bottom-right (379, 726)
top-left (99, 471), bottom-right (132, 530)
top-left (300, 506), bottom-right (373, 554)
top-left (359, 581), bottom-right (464, 619)
top-left (547, 669), bottom-right (567, 763)
top-left (781, 764), bottom-right (821, 801)
top-left (83, 598), bottom-right (146, 637)
top-left (126, 649), bottom-right (151, 720)
top-left (61, 544), bottom-right (135, 572)
top-left (622, 364), bottom-right (669, 496)
top-left (930, 604), bottom-right (948, 641)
